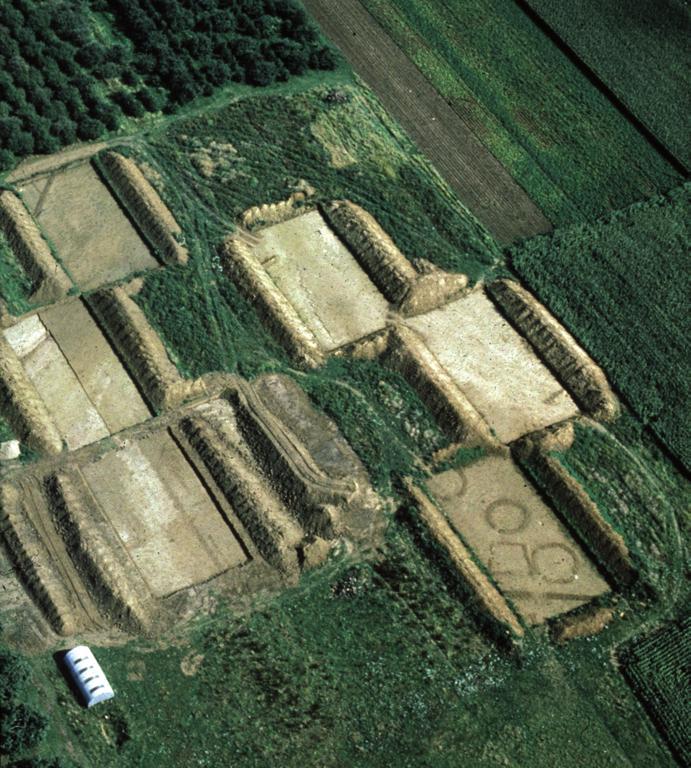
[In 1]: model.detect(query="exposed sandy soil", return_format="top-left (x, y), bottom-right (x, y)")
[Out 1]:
top-left (40, 300), bottom-right (150, 433)
top-left (3, 300), bottom-right (150, 449)
top-left (253, 373), bottom-right (365, 479)
top-left (18, 163), bottom-right (158, 290)
top-left (4, 313), bottom-right (109, 450)
top-left (427, 455), bottom-right (608, 624)
top-left (81, 429), bottom-right (247, 597)
top-left (404, 291), bottom-right (578, 442)
top-left (302, 0), bottom-right (551, 243)
top-left (7, 142), bottom-right (108, 183)
top-left (252, 210), bottom-right (389, 351)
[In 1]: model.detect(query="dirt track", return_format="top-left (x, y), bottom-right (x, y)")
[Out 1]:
top-left (303, 0), bottom-right (551, 243)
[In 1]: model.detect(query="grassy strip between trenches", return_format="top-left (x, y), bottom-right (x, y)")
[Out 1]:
top-left (0, 230), bottom-right (33, 315)
top-left (359, 0), bottom-right (681, 227)
top-left (511, 182), bottom-right (691, 471)
top-left (549, 412), bottom-right (689, 601)
top-left (523, 0), bottom-right (691, 170)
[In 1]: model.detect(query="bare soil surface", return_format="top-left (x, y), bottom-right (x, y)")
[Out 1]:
top-left (252, 210), bottom-right (389, 351)
top-left (18, 163), bottom-right (158, 290)
top-left (80, 429), bottom-right (247, 598)
top-left (3, 299), bottom-right (150, 450)
top-left (252, 373), bottom-right (366, 480)
top-left (4, 314), bottom-right (109, 450)
top-left (302, 0), bottom-right (551, 243)
top-left (404, 290), bottom-right (578, 443)
top-left (427, 455), bottom-right (608, 624)
top-left (40, 300), bottom-right (150, 434)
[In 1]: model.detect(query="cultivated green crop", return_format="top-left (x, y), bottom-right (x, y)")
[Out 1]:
top-left (620, 615), bottom-right (691, 765)
top-left (359, 0), bottom-right (681, 226)
top-left (511, 183), bottom-right (691, 470)
top-left (524, 0), bottom-right (690, 170)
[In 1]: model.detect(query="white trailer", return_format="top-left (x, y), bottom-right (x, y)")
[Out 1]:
top-left (64, 645), bottom-right (114, 708)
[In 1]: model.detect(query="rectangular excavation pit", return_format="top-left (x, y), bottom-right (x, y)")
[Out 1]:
top-left (404, 291), bottom-right (578, 443)
top-left (18, 163), bottom-right (158, 290)
top-left (80, 429), bottom-right (247, 597)
top-left (3, 299), bottom-right (150, 450)
top-left (426, 455), bottom-right (608, 624)
top-left (251, 209), bottom-right (390, 351)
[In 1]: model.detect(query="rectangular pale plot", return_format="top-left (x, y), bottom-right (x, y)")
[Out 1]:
top-left (426, 455), bottom-right (608, 624)
top-left (39, 300), bottom-right (150, 434)
top-left (404, 291), bottom-right (578, 443)
top-left (252, 210), bottom-right (389, 351)
top-left (4, 314), bottom-right (109, 450)
top-left (3, 300), bottom-right (150, 450)
top-left (19, 163), bottom-right (158, 290)
top-left (81, 430), bottom-right (246, 597)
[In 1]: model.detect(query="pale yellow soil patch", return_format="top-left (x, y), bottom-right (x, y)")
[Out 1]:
top-left (81, 430), bottom-right (247, 597)
top-left (4, 314), bottom-right (108, 450)
top-left (252, 210), bottom-right (389, 351)
top-left (19, 163), bottom-right (158, 290)
top-left (39, 300), bottom-right (150, 434)
top-left (426, 455), bottom-right (608, 624)
top-left (405, 291), bottom-right (578, 442)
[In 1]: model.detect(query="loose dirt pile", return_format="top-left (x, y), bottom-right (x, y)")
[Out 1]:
top-left (0, 191), bottom-right (72, 304)
top-left (97, 151), bottom-right (188, 265)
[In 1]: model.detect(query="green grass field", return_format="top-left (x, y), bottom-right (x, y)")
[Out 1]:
top-left (524, 0), bottom-right (691, 170)
top-left (15, 525), bottom-right (677, 768)
top-left (524, 411), bottom-right (690, 600)
top-left (511, 183), bottom-right (691, 471)
top-left (359, 0), bottom-right (681, 227)
top-left (0, 230), bottom-right (33, 316)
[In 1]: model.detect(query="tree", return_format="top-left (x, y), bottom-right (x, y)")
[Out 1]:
top-left (309, 45), bottom-right (336, 71)
top-left (273, 38), bottom-right (309, 74)
top-left (50, 116), bottom-right (76, 144)
top-left (91, 100), bottom-right (122, 130)
top-left (135, 87), bottom-right (166, 112)
top-left (111, 89), bottom-right (145, 118)
top-left (245, 59), bottom-right (277, 87)
top-left (76, 42), bottom-right (105, 69)
top-left (76, 116), bottom-right (106, 141)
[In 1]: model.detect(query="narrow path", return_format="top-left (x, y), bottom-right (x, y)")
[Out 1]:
top-left (302, 0), bottom-right (552, 244)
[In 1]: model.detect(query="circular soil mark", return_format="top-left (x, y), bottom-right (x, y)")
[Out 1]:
top-left (484, 499), bottom-right (530, 533)
top-left (434, 467), bottom-right (467, 501)
top-left (532, 543), bottom-right (579, 584)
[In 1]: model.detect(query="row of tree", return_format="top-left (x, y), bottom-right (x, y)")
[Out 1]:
top-left (0, 0), bottom-right (336, 170)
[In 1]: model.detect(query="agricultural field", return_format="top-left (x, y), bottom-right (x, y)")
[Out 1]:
top-left (511, 183), bottom-right (691, 471)
top-left (355, 0), bottom-right (682, 227)
top-left (302, 0), bottom-right (551, 243)
top-left (620, 615), bottom-right (691, 765)
top-left (0, 2), bottom-right (688, 768)
top-left (524, 0), bottom-right (691, 170)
